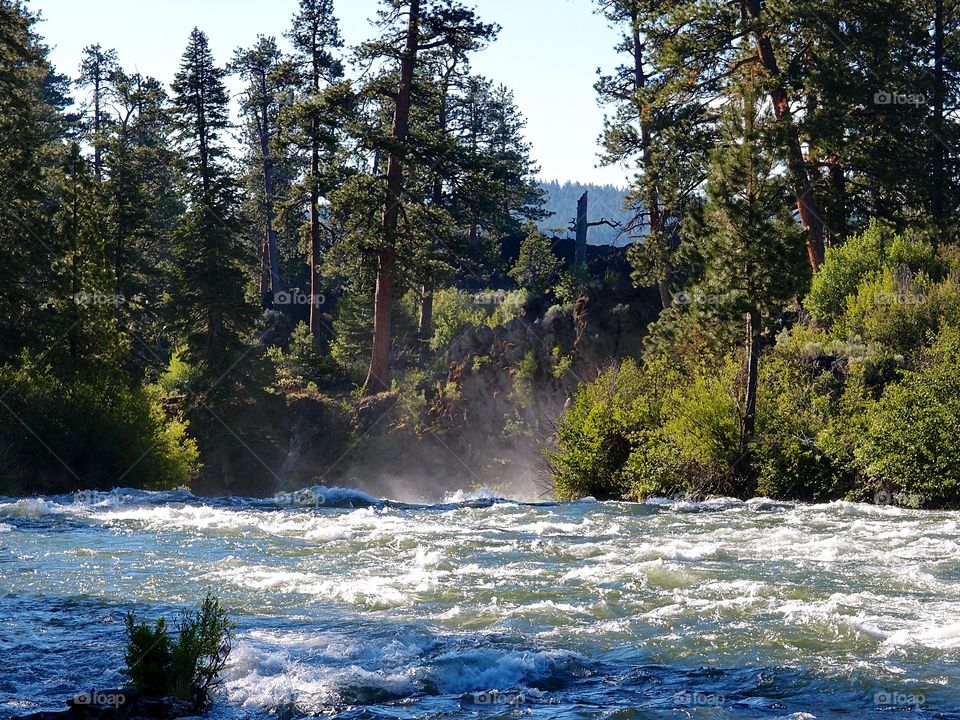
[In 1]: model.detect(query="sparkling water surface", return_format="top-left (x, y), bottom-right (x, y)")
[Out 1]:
top-left (1, 487), bottom-right (958, 719)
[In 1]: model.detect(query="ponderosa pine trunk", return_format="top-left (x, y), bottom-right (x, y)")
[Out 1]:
top-left (259, 102), bottom-right (281, 298)
top-left (740, 308), bottom-right (761, 471)
top-left (364, 0), bottom-right (420, 395)
top-left (745, 0), bottom-right (825, 271)
top-left (630, 9), bottom-right (671, 309)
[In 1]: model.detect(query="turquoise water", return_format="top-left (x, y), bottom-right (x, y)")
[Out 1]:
top-left (1, 487), bottom-right (959, 719)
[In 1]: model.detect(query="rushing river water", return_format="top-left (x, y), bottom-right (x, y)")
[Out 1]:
top-left (1, 488), bottom-right (959, 719)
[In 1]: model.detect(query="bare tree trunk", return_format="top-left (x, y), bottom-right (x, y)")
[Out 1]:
top-left (745, 0), bottom-right (825, 271)
top-left (575, 191), bottom-right (588, 264)
top-left (739, 308), bottom-right (761, 472)
top-left (364, 0), bottom-right (420, 395)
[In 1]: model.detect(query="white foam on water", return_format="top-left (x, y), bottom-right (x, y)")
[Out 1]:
top-left (0, 498), bottom-right (60, 518)
top-left (206, 564), bottom-right (415, 608)
top-left (443, 487), bottom-right (502, 503)
top-left (0, 522), bottom-right (13, 532)
top-left (222, 641), bottom-right (416, 712)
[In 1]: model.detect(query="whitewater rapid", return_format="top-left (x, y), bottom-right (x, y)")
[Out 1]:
top-left (1, 487), bottom-right (958, 718)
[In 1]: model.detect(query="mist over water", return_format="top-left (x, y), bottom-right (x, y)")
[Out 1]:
top-left (1, 488), bottom-right (959, 719)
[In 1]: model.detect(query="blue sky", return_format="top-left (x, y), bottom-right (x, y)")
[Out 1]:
top-left (30, 0), bottom-right (631, 186)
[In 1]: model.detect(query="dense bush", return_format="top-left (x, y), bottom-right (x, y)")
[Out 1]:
top-left (125, 592), bottom-right (235, 706)
top-left (268, 322), bottom-right (341, 391)
top-left (752, 339), bottom-right (848, 501)
top-left (0, 358), bottom-right (198, 495)
top-left (806, 221), bottom-right (944, 325)
top-left (547, 359), bottom-right (666, 500)
top-left (856, 327), bottom-right (960, 508)
top-left (626, 358), bottom-right (744, 499)
top-left (429, 288), bottom-right (488, 352)
top-left (548, 357), bottom-right (748, 501)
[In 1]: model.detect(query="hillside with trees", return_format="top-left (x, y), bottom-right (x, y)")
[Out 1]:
top-left (1, 0), bottom-right (959, 510)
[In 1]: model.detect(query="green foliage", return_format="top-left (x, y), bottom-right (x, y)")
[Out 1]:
top-left (158, 347), bottom-right (200, 397)
top-left (167, 29), bottom-right (257, 392)
top-left (392, 368), bottom-right (428, 429)
top-left (806, 222), bottom-right (944, 325)
top-left (124, 616), bottom-right (172, 696)
top-left (516, 350), bottom-right (538, 383)
top-left (752, 345), bottom-right (848, 501)
top-left (268, 322), bottom-right (340, 391)
top-left (554, 263), bottom-right (591, 305)
top-left (488, 289), bottom-right (528, 326)
top-left (551, 347), bottom-right (573, 380)
top-left (626, 359), bottom-right (743, 500)
top-left (429, 288), bottom-right (487, 352)
top-left (0, 358), bottom-right (198, 495)
top-left (548, 359), bottom-right (663, 500)
top-left (856, 327), bottom-right (960, 508)
top-left (838, 271), bottom-right (960, 357)
top-left (509, 224), bottom-right (561, 296)
top-left (124, 592), bottom-right (235, 706)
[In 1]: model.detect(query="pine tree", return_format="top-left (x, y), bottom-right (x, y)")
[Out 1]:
top-left (103, 69), bottom-right (180, 369)
top-left (168, 28), bottom-right (255, 392)
top-left (696, 73), bottom-right (809, 465)
top-left (232, 36), bottom-right (296, 301)
top-left (0, 0), bottom-right (70, 362)
top-left (76, 43), bottom-right (118, 182)
top-left (350, 0), bottom-right (503, 393)
top-left (285, 0), bottom-right (345, 340)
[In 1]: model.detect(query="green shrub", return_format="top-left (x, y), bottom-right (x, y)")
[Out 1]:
top-left (516, 350), bottom-right (538, 383)
top-left (554, 263), bottom-right (592, 305)
top-left (0, 358), bottom-right (198, 495)
top-left (489, 289), bottom-right (528, 326)
top-left (856, 327), bottom-right (960, 507)
top-left (806, 221), bottom-right (943, 325)
top-left (752, 347), bottom-right (847, 501)
top-left (429, 288), bottom-right (487, 351)
top-left (627, 358), bottom-right (744, 499)
top-left (124, 616), bottom-right (173, 696)
top-left (268, 322), bottom-right (340, 391)
top-left (548, 359), bottom-right (658, 500)
top-left (158, 348), bottom-right (200, 397)
top-left (509, 224), bottom-right (562, 296)
top-left (125, 592), bottom-right (235, 706)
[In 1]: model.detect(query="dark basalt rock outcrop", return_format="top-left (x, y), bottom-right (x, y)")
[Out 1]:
top-left (17, 689), bottom-right (197, 720)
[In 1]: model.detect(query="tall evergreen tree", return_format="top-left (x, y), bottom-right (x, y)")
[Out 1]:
top-left (695, 74), bottom-right (809, 465)
top-left (0, 0), bottom-right (70, 362)
top-left (354, 0), bottom-right (499, 394)
top-left (168, 28), bottom-right (255, 392)
top-left (76, 43), bottom-right (118, 182)
top-left (285, 0), bottom-right (345, 340)
top-left (103, 69), bottom-right (180, 369)
top-left (233, 36), bottom-right (296, 301)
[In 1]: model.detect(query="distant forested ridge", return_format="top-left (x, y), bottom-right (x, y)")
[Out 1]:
top-left (537, 180), bottom-right (639, 245)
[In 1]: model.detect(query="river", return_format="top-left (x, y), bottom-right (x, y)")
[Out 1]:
top-left (1, 488), bottom-right (958, 719)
